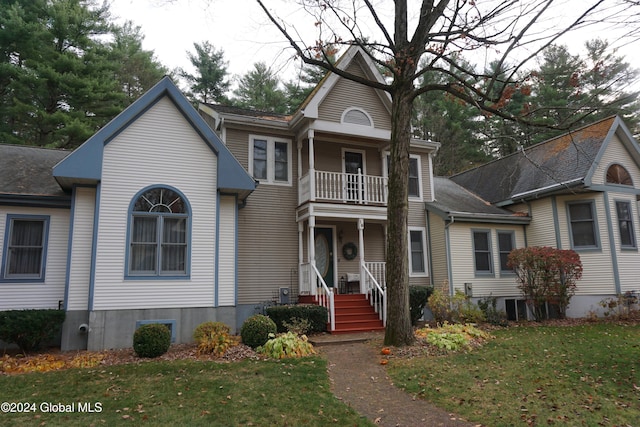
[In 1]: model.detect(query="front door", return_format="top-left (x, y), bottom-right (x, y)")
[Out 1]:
top-left (314, 227), bottom-right (335, 287)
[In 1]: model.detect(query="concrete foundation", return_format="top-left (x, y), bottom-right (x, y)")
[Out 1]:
top-left (85, 306), bottom-right (237, 351)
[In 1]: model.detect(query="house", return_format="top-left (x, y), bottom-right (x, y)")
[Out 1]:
top-left (1, 77), bottom-right (256, 351)
top-left (1, 46), bottom-right (438, 350)
top-left (3, 45), bottom-right (639, 352)
top-left (426, 116), bottom-right (640, 319)
top-left (198, 46), bottom-right (439, 330)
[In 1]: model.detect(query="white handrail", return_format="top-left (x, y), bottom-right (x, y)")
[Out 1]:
top-left (311, 264), bottom-right (335, 331)
top-left (362, 262), bottom-right (386, 326)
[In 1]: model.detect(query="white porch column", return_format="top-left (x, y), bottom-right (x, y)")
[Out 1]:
top-left (358, 218), bottom-right (365, 294)
top-left (297, 140), bottom-right (303, 180)
top-left (308, 129), bottom-right (315, 202)
top-left (298, 222), bottom-right (304, 294)
top-left (309, 216), bottom-right (316, 295)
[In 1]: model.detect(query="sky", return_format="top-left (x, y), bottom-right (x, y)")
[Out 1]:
top-left (108, 0), bottom-right (640, 89)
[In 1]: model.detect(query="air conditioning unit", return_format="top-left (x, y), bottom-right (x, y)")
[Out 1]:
top-left (279, 287), bottom-right (290, 304)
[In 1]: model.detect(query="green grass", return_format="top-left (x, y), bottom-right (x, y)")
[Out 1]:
top-left (0, 356), bottom-right (372, 426)
top-left (388, 323), bottom-right (640, 426)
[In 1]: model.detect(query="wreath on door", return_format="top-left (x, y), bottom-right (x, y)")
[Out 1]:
top-left (342, 242), bottom-right (358, 260)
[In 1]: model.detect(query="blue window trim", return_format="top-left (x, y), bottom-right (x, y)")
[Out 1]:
top-left (496, 230), bottom-right (516, 275)
top-left (135, 319), bottom-right (176, 343)
top-left (124, 185), bottom-right (192, 280)
top-left (614, 199), bottom-right (637, 250)
top-left (472, 229), bottom-right (494, 277)
top-left (566, 200), bottom-right (601, 251)
top-left (1, 214), bottom-right (50, 283)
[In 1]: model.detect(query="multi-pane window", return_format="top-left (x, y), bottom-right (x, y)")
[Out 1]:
top-left (249, 136), bottom-right (291, 185)
top-left (385, 154), bottom-right (421, 198)
top-left (409, 229), bottom-right (427, 275)
top-left (615, 201), bottom-right (636, 248)
top-left (567, 201), bottom-right (599, 249)
top-left (497, 231), bottom-right (515, 273)
top-left (473, 230), bottom-right (493, 274)
top-left (2, 216), bottom-right (48, 280)
top-left (408, 158), bottom-right (420, 198)
top-left (128, 187), bottom-right (189, 277)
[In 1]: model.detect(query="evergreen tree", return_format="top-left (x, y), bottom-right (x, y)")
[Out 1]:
top-left (180, 41), bottom-right (230, 104)
top-left (233, 62), bottom-right (288, 114)
top-left (110, 21), bottom-right (167, 104)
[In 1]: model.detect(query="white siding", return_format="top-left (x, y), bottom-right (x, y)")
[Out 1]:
top-left (0, 207), bottom-right (69, 309)
top-left (449, 223), bottom-right (525, 297)
top-left (93, 97), bottom-right (218, 310)
top-left (591, 133), bottom-right (640, 186)
top-left (526, 199), bottom-right (557, 247)
top-left (606, 191), bottom-right (640, 293)
top-left (555, 193), bottom-right (616, 295)
top-left (218, 196), bottom-right (236, 306)
top-left (66, 187), bottom-right (96, 310)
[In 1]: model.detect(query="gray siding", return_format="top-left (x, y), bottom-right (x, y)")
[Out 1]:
top-left (224, 127), bottom-right (299, 304)
top-left (318, 60), bottom-right (391, 130)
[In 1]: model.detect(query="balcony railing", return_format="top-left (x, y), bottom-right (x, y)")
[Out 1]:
top-left (299, 170), bottom-right (388, 205)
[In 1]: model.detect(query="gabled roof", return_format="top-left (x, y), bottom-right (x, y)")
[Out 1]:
top-left (451, 116), bottom-right (639, 205)
top-left (426, 177), bottom-right (530, 224)
top-left (0, 145), bottom-right (71, 206)
top-left (54, 76), bottom-right (256, 199)
top-left (292, 45), bottom-right (392, 121)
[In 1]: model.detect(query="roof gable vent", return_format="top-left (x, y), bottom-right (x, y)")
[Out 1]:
top-left (342, 107), bottom-right (373, 127)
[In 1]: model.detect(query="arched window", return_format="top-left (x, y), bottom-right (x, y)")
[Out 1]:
top-left (606, 164), bottom-right (633, 186)
top-left (127, 186), bottom-right (190, 277)
top-left (341, 107), bottom-right (373, 127)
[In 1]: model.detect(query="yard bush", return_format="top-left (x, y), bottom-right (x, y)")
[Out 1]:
top-left (193, 321), bottom-right (237, 356)
top-left (265, 305), bottom-right (328, 333)
top-left (508, 246), bottom-right (582, 320)
top-left (0, 309), bottom-right (65, 352)
top-left (409, 286), bottom-right (433, 325)
top-left (258, 332), bottom-right (316, 359)
top-left (477, 295), bottom-right (508, 326)
top-left (133, 323), bottom-right (171, 358)
top-left (240, 314), bottom-right (277, 349)
top-left (428, 289), bottom-right (484, 324)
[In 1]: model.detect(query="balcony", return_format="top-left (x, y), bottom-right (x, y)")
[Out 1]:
top-left (299, 170), bottom-right (388, 206)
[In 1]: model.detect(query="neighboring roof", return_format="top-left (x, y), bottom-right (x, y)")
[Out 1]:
top-left (450, 116), bottom-right (629, 205)
top-left (0, 145), bottom-right (71, 206)
top-left (53, 76), bottom-right (256, 200)
top-left (426, 177), bottom-right (530, 224)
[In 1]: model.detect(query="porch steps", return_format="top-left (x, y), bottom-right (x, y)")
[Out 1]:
top-left (299, 293), bottom-right (384, 334)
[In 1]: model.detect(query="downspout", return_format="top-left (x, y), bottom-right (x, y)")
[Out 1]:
top-left (425, 210), bottom-right (434, 287)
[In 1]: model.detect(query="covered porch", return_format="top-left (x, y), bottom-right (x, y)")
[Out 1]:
top-left (296, 212), bottom-right (387, 332)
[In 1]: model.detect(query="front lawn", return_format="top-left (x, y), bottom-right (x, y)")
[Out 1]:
top-left (0, 356), bottom-right (371, 426)
top-left (388, 323), bottom-right (640, 426)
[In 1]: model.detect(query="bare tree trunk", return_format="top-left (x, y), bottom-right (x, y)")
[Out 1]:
top-left (384, 79), bottom-right (415, 346)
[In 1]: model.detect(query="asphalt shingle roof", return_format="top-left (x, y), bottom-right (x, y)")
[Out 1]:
top-left (451, 116), bottom-right (616, 204)
top-left (0, 144), bottom-right (70, 196)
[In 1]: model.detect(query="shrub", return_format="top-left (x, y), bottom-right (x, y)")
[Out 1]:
top-left (599, 292), bottom-right (639, 319)
top-left (415, 323), bottom-right (492, 352)
top-left (409, 286), bottom-right (433, 326)
top-left (477, 295), bottom-right (508, 326)
top-left (508, 246), bottom-right (582, 320)
top-left (133, 324), bottom-right (171, 358)
top-left (428, 289), bottom-right (485, 324)
top-left (193, 321), bottom-right (230, 342)
top-left (282, 318), bottom-right (312, 335)
top-left (193, 321), bottom-right (237, 356)
top-left (265, 305), bottom-right (328, 333)
top-left (0, 309), bottom-right (66, 352)
top-left (258, 332), bottom-right (316, 359)
top-left (240, 314), bottom-right (277, 349)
